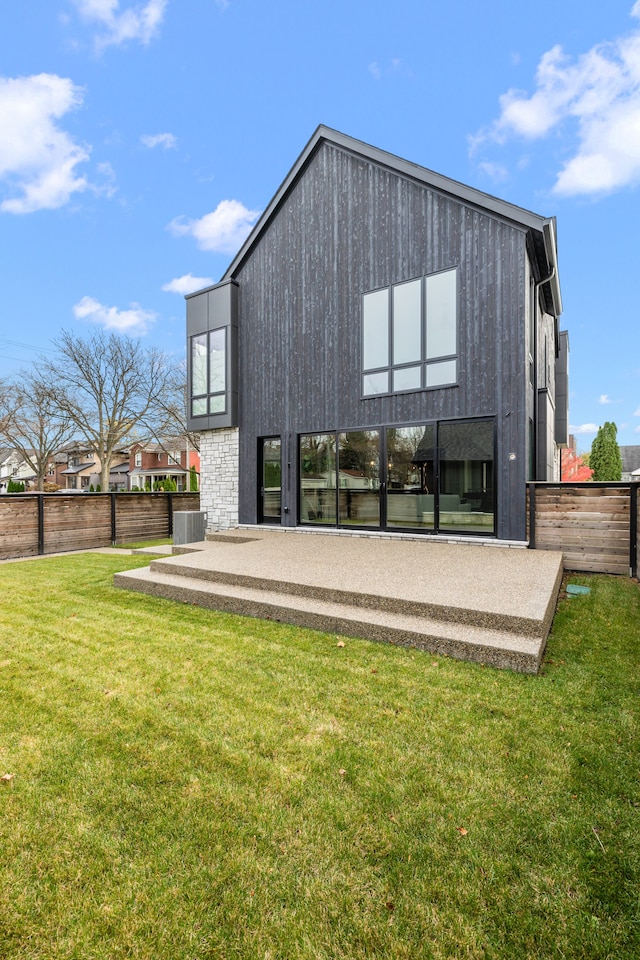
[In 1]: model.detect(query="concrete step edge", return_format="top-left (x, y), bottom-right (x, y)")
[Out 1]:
top-left (114, 567), bottom-right (545, 673)
top-left (147, 556), bottom-right (548, 639)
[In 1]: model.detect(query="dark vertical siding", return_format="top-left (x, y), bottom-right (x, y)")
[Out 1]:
top-left (235, 143), bottom-right (528, 538)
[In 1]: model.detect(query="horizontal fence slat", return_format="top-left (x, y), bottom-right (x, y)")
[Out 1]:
top-left (564, 560), bottom-right (628, 575)
top-left (534, 519), bottom-right (630, 531)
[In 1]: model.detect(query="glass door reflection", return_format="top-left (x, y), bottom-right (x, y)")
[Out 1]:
top-left (386, 425), bottom-right (435, 529)
top-left (299, 433), bottom-right (337, 524)
top-left (337, 430), bottom-right (380, 527)
top-left (260, 437), bottom-right (281, 523)
top-left (438, 420), bottom-right (495, 534)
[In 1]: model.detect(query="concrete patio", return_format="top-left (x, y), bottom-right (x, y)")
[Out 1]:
top-left (114, 529), bottom-right (564, 673)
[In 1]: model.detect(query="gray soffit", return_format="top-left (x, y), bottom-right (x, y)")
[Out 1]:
top-left (217, 125), bottom-right (563, 315)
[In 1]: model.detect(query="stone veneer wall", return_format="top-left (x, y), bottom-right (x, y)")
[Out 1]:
top-left (199, 427), bottom-right (239, 530)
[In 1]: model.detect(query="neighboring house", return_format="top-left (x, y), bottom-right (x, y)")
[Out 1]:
top-left (185, 126), bottom-right (568, 542)
top-left (0, 447), bottom-right (36, 491)
top-left (127, 440), bottom-right (199, 492)
top-left (48, 442), bottom-right (101, 491)
top-left (108, 461), bottom-right (131, 492)
top-left (620, 445), bottom-right (640, 482)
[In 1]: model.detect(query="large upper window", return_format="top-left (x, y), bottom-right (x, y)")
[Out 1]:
top-left (186, 279), bottom-right (238, 431)
top-left (362, 268), bottom-right (457, 397)
top-left (191, 327), bottom-right (227, 417)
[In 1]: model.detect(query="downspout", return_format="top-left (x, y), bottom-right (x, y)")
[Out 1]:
top-left (533, 265), bottom-right (556, 481)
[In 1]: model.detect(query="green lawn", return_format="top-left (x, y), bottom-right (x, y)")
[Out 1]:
top-left (0, 554), bottom-right (638, 960)
top-left (114, 538), bottom-right (172, 549)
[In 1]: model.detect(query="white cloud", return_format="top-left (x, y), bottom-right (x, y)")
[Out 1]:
top-left (95, 161), bottom-right (117, 197)
top-left (599, 394), bottom-right (613, 404)
top-left (478, 161), bottom-right (509, 183)
top-left (570, 423), bottom-right (599, 435)
top-left (168, 199), bottom-right (261, 255)
top-left (73, 295), bottom-right (156, 335)
top-left (634, 405), bottom-right (640, 415)
top-left (141, 132), bottom-right (177, 150)
top-left (475, 5), bottom-right (640, 196)
top-left (73, 0), bottom-right (167, 50)
top-left (368, 58), bottom-right (410, 81)
top-left (162, 274), bottom-right (213, 295)
top-left (0, 73), bottom-right (90, 214)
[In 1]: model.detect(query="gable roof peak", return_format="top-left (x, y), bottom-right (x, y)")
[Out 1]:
top-left (219, 125), bottom-right (561, 316)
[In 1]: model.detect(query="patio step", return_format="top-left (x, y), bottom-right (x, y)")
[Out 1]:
top-left (143, 551), bottom-right (555, 639)
top-left (114, 563), bottom-right (550, 673)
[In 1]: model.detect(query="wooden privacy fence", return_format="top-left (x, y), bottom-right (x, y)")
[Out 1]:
top-left (0, 492), bottom-right (201, 560)
top-left (529, 482), bottom-right (639, 577)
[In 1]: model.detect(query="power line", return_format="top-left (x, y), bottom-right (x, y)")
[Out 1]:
top-left (0, 337), bottom-right (57, 355)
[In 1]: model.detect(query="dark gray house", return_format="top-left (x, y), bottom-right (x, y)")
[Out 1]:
top-left (186, 126), bottom-right (568, 542)
top-left (620, 446), bottom-right (640, 482)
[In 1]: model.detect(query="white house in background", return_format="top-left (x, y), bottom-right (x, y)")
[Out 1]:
top-left (0, 448), bottom-right (36, 491)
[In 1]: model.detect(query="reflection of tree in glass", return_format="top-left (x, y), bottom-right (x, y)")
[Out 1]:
top-left (387, 427), bottom-right (423, 488)
top-left (264, 462), bottom-right (281, 487)
top-left (301, 434), bottom-right (335, 476)
top-left (339, 431), bottom-right (379, 478)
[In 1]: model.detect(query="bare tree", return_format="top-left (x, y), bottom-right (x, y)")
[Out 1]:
top-left (0, 378), bottom-right (8, 436)
top-left (146, 358), bottom-right (200, 454)
top-left (38, 330), bottom-right (172, 492)
top-left (0, 370), bottom-right (75, 491)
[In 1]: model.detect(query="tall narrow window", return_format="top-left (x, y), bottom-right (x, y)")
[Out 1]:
top-left (191, 334), bottom-right (208, 416)
top-left (190, 327), bottom-right (227, 417)
top-left (260, 438), bottom-right (282, 523)
top-left (425, 270), bottom-right (456, 359)
top-left (393, 279), bottom-right (421, 365)
top-left (362, 289), bottom-right (389, 396)
top-left (208, 327), bottom-right (226, 414)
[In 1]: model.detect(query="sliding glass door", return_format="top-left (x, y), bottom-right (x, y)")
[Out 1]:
top-left (386, 424), bottom-right (435, 530)
top-left (299, 433), bottom-right (337, 524)
top-left (338, 430), bottom-right (380, 527)
top-left (300, 431), bottom-right (380, 528)
top-left (437, 420), bottom-right (494, 534)
top-left (299, 419), bottom-right (494, 535)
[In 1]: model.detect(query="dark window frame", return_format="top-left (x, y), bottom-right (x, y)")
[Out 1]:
top-left (190, 325), bottom-right (227, 419)
top-left (298, 416), bottom-right (495, 537)
top-left (361, 267), bottom-right (459, 399)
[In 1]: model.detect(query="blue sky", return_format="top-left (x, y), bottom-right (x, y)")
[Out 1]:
top-left (1, 1), bottom-right (639, 451)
